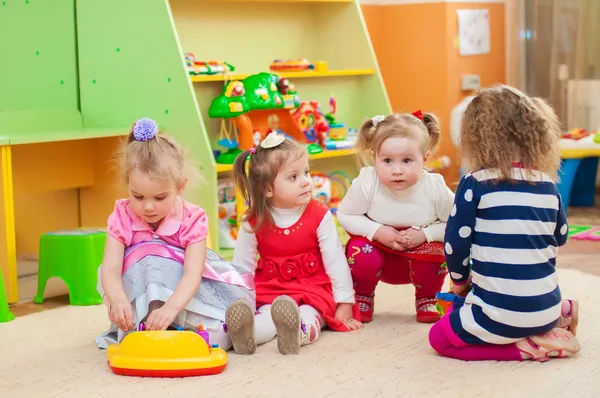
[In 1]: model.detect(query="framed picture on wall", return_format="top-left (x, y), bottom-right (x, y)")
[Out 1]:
top-left (457, 9), bottom-right (491, 56)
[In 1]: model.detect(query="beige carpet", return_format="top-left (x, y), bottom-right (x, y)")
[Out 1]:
top-left (1, 269), bottom-right (599, 398)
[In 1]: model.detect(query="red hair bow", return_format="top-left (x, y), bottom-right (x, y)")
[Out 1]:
top-left (411, 110), bottom-right (424, 121)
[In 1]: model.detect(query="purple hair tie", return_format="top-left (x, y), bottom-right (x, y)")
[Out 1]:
top-left (132, 118), bottom-right (158, 141)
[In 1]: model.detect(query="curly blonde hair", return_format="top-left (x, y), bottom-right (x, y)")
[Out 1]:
top-left (355, 112), bottom-right (441, 167)
top-left (460, 85), bottom-right (562, 181)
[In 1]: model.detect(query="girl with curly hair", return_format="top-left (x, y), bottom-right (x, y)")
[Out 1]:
top-left (429, 85), bottom-right (582, 362)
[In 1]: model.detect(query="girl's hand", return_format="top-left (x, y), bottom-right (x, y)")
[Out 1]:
top-left (335, 303), bottom-right (363, 331)
top-left (146, 304), bottom-right (179, 331)
top-left (109, 299), bottom-right (134, 331)
top-left (373, 226), bottom-right (405, 252)
top-left (397, 228), bottom-right (427, 249)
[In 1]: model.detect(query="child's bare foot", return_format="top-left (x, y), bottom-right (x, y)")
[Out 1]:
top-left (516, 328), bottom-right (581, 362)
top-left (556, 299), bottom-right (579, 336)
top-left (271, 295), bottom-right (301, 355)
top-left (225, 299), bottom-right (256, 355)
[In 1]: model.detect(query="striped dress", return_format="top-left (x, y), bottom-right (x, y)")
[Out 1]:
top-left (444, 167), bottom-right (569, 345)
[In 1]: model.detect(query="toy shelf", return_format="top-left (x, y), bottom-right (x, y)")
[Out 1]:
top-left (216, 148), bottom-right (357, 173)
top-left (209, 0), bottom-right (353, 3)
top-left (170, 0), bottom-right (391, 249)
top-left (0, 0), bottom-right (388, 302)
top-left (191, 69), bottom-right (375, 82)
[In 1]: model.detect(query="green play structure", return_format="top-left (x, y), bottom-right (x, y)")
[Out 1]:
top-left (0, 0), bottom-right (391, 303)
top-left (0, 0), bottom-right (217, 302)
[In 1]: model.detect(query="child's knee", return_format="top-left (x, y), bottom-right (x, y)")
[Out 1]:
top-left (346, 238), bottom-right (384, 271)
top-left (429, 320), bottom-right (450, 355)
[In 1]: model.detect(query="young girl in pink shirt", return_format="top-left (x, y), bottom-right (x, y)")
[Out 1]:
top-left (96, 118), bottom-right (255, 350)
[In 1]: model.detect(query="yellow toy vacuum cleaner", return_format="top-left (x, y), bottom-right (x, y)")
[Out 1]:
top-left (107, 323), bottom-right (227, 377)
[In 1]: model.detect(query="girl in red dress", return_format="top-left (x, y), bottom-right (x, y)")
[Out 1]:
top-left (226, 133), bottom-right (362, 355)
top-left (337, 111), bottom-right (455, 324)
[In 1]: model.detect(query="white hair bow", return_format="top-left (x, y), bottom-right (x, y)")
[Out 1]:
top-left (371, 115), bottom-right (385, 127)
top-left (260, 131), bottom-right (286, 149)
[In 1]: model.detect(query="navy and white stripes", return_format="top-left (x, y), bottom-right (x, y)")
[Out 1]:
top-left (445, 168), bottom-right (568, 345)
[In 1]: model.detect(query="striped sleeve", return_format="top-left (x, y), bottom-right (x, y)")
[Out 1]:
top-left (444, 175), bottom-right (478, 285)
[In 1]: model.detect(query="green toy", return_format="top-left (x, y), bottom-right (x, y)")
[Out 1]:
top-left (0, 269), bottom-right (15, 323)
top-left (307, 143), bottom-right (323, 155)
top-left (209, 72), bottom-right (300, 119)
top-left (209, 73), bottom-right (302, 152)
top-left (217, 148), bottom-right (243, 165)
top-left (34, 229), bottom-right (107, 306)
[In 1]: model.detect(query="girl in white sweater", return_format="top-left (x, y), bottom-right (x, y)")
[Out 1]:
top-left (337, 111), bottom-right (455, 323)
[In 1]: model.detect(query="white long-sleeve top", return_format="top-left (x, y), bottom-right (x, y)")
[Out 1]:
top-left (337, 167), bottom-right (455, 242)
top-left (233, 205), bottom-right (355, 304)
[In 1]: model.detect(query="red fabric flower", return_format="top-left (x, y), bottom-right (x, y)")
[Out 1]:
top-left (280, 260), bottom-right (300, 281)
top-left (262, 260), bottom-right (279, 279)
top-left (300, 253), bottom-right (319, 276)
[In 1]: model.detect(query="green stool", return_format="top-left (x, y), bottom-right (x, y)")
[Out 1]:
top-left (34, 229), bottom-right (106, 306)
top-left (0, 269), bottom-right (15, 322)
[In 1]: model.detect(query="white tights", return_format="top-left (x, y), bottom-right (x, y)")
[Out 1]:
top-left (207, 323), bottom-right (232, 351)
top-left (255, 304), bottom-right (324, 346)
top-left (147, 300), bottom-right (233, 351)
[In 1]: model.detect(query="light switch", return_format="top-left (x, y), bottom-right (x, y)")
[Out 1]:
top-left (461, 75), bottom-right (480, 91)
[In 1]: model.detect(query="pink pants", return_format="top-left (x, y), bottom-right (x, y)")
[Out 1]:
top-left (428, 312), bottom-right (522, 361)
top-left (346, 237), bottom-right (446, 300)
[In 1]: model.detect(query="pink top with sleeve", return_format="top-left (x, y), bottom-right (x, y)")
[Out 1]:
top-left (107, 196), bottom-right (207, 250)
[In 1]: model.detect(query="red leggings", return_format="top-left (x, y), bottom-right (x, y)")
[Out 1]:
top-left (345, 237), bottom-right (446, 300)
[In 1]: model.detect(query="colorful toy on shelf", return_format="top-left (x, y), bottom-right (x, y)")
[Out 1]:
top-left (269, 58), bottom-right (315, 72)
top-left (425, 155), bottom-right (451, 172)
top-left (210, 73), bottom-right (343, 153)
top-left (311, 173), bottom-right (333, 205)
top-left (218, 179), bottom-right (238, 249)
top-left (185, 53), bottom-right (235, 76)
top-left (325, 96), bottom-right (348, 141)
top-left (209, 73), bottom-right (301, 150)
top-left (107, 323), bottom-right (227, 378)
top-left (290, 100), bottom-right (329, 147)
top-left (562, 128), bottom-right (591, 140)
top-left (311, 171), bottom-right (352, 212)
top-left (215, 119), bottom-right (242, 165)
top-left (325, 128), bottom-right (357, 150)
top-left (307, 143), bottom-right (323, 155)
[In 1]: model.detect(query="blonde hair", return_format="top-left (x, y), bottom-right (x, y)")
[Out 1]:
top-left (118, 119), bottom-right (189, 186)
top-left (233, 138), bottom-right (306, 232)
top-left (355, 112), bottom-right (441, 167)
top-left (460, 84), bottom-right (562, 181)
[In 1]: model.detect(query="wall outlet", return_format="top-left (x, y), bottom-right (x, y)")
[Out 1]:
top-left (461, 75), bottom-right (480, 91)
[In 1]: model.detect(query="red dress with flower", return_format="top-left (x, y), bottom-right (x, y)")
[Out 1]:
top-left (251, 200), bottom-right (360, 332)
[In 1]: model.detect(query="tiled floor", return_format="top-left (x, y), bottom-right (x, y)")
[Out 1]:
top-left (8, 201), bottom-right (600, 317)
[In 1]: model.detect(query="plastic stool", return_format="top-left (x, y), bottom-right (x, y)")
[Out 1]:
top-left (34, 229), bottom-right (106, 306)
top-left (0, 269), bottom-right (15, 322)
